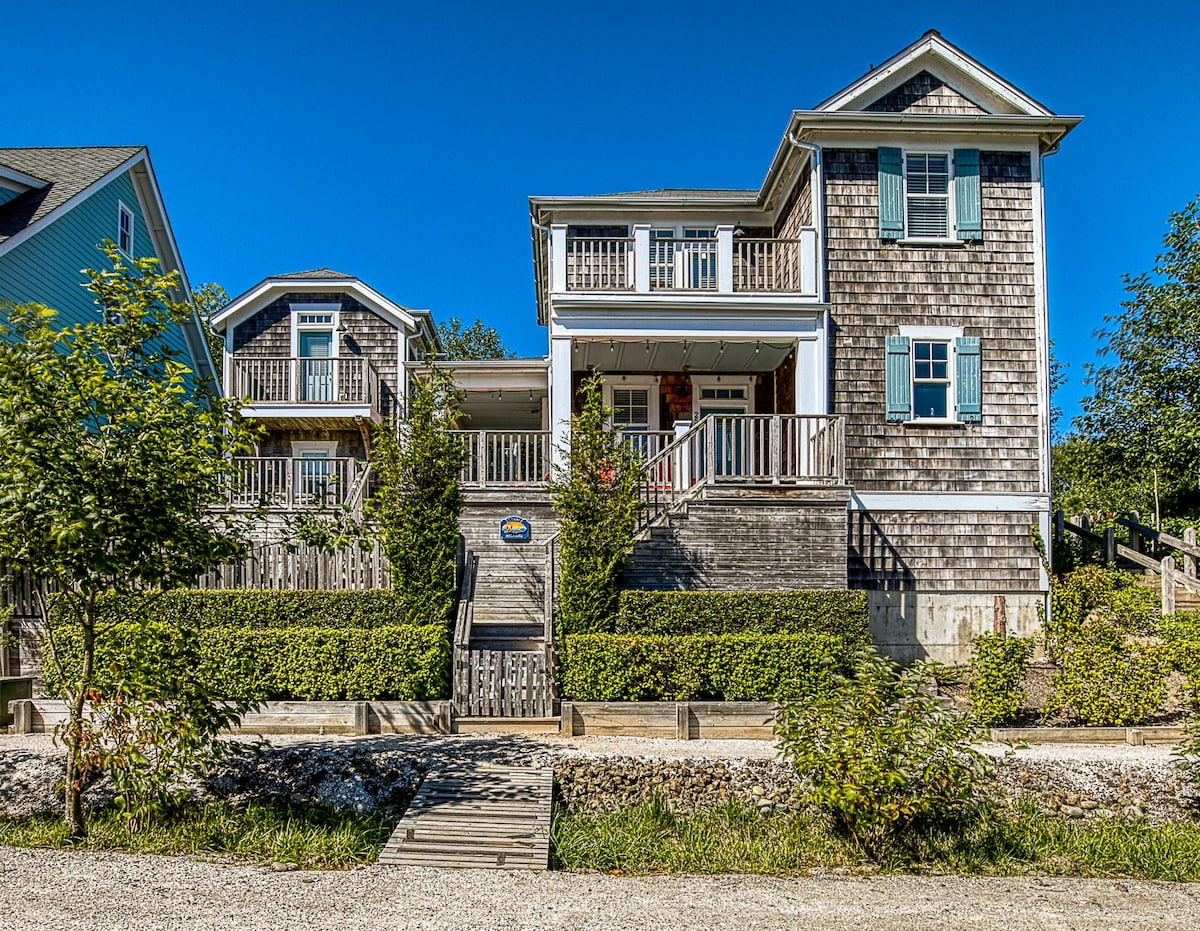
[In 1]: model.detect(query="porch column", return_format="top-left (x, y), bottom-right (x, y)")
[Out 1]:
top-left (633, 224), bottom-right (650, 293)
top-left (716, 224), bottom-right (734, 294)
top-left (550, 336), bottom-right (573, 473)
top-left (551, 224), bottom-right (568, 293)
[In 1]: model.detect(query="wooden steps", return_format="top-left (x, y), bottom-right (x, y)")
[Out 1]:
top-left (378, 765), bottom-right (553, 870)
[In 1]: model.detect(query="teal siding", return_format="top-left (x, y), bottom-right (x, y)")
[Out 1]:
top-left (0, 187), bottom-right (22, 207)
top-left (0, 169), bottom-right (191, 362)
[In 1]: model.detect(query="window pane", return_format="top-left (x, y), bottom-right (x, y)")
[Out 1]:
top-left (914, 382), bottom-right (948, 418)
top-left (914, 342), bottom-right (931, 361)
top-left (932, 361), bottom-right (948, 379)
top-left (931, 343), bottom-right (948, 361)
top-left (907, 198), bottom-right (948, 238)
top-left (612, 388), bottom-right (650, 426)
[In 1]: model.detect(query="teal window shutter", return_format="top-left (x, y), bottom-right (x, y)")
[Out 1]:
top-left (955, 336), bottom-right (982, 422)
top-left (885, 336), bottom-right (911, 421)
top-left (953, 149), bottom-right (982, 241)
top-left (878, 147), bottom-right (904, 240)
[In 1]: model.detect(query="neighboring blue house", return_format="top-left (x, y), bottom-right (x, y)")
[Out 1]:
top-left (0, 146), bottom-right (217, 390)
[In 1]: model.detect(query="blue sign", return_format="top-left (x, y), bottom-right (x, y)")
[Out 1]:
top-left (499, 516), bottom-right (531, 543)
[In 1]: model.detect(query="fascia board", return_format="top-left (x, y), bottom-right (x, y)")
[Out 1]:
top-left (0, 164), bottom-right (49, 191)
top-left (213, 279), bottom-right (418, 334)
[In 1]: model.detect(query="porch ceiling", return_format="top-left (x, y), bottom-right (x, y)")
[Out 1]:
top-left (572, 338), bottom-right (793, 373)
top-left (459, 388), bottom-right (547, 430)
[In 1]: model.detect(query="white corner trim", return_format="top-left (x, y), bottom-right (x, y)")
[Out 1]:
top-left (850, 492), bottom-right (1050, 512)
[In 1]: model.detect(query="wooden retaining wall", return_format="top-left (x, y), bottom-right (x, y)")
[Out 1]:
top-left (559, 701), bottom-right (776, 739)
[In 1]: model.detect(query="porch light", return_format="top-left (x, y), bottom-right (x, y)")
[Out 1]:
top-left (645, 340), bottom-right (651, 353)
top-left (609, 339), bottom-right (615, 352)
top-left (755, 341), bottom-right (761, 354)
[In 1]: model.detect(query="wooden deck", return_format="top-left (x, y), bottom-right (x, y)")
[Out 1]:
top-left (378, 765), bottom-right (553, 870)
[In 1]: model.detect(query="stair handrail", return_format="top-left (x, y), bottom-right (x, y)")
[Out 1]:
top-left (635, 418), bottom-right (710, 533)
top-left (542, 532), bottom-right (558, 646)
top-left (452, 551), bottom-right (478, 652)
top-left (343, 462), bottom-right (373, 516)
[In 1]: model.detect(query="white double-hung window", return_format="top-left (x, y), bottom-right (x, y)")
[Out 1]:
top-left (904, 152), bottom-right (951, 239)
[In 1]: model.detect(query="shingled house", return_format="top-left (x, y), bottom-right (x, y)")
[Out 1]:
top-left (215, 31), bottom-right (1078, 666)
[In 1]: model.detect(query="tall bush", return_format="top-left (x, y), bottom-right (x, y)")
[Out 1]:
top-left (551, 374), bottom-right (643, 634)
top-left (369, 365), bottom-right (465, 624)
top-left (966, 634), bottom-right (1034, 726)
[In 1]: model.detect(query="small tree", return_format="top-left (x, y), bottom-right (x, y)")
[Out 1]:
top-left (369, 366), bottom-right (465, 622)
top-left (0, 247), bottom-right (260, 839)
top-left (436, 317), bottom-right (514, 360)
top-left (550, 374), bottom-right (644, 634)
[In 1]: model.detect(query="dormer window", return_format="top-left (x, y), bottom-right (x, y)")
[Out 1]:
top-left (117, 202), bottom-right (134, 256)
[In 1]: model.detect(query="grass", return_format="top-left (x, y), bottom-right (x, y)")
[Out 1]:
top-left (0, 801), bottom-right (392, 868)
top-left (551, 797), bottom-right (1200, 882)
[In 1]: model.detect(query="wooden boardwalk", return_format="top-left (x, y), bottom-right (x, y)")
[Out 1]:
top-left (378, 765), bottom-right (553, 870)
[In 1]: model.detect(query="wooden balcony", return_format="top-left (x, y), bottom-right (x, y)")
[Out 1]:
top-left (227, 456), bottom-right (371, 510)
top-left (557, 228), bottom-right (819, 297)
top-left (228, 357), bottom-right (384, 425)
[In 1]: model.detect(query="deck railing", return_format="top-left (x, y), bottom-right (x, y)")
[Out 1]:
top-left (229, 357), bottom-right (382, 408)
top-left (566, 237), bottom-right (633, 290)
top-left (558, 229), bottom-right (818, 295)
top-left (227, 457), bottom-right (368, 510)
top-left (733, 238), bottom-right (806, 292)
top-left (636, 414), bottom-right (845, 531)
top-left (617, 430), bottom-right (676, 461)
top-left (456, 431), bottom-right (551, 487)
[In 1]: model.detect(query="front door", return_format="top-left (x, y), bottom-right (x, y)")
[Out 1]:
top-left (700, 404), bottom-right (747, 478)
top-left (299, 331), bottom-right (333, 402)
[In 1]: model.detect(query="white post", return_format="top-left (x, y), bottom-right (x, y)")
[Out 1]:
top-left (550, 336), bottom-right (573, 474)
top-left (550, 224), bottom-right (568, 293)
top-left (633, 224), bottom-right (651, 293)
top-left (800, 228), bottom-right (818, 296)
top-left (1162, 555), bottom-right (1177, 616)
top-left (673, 419), bottom-right (691, 490)
top-left (716, 224), bottom-right (734, 294)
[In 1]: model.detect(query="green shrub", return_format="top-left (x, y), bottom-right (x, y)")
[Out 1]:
top-left (1047, 567), bottom-right (1159, 660)
top-left (966, 634), bottom-right (1035, 726)
top-left (774, 649), bottom-right (990, 855)
top-left (1168, 641), bottom-right (1200, 706)
top-left (559, 633), bottom-right (842, 701)
top-left (1161, 611), bottom-right (1200, 642)
top-left (612, 590), bottom-right (869, 645)
top-left (1046, 617), bottom-right (1171, 726)
top-left (45, 624), bottom-right (450, 702)
top-left (48, 589), bottom-right (446, 631)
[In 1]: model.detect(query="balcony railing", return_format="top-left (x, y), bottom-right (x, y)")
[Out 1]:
top-left (566, 237), bottom-right (633, 290)
top-left (227, 457), bottom-right (370, 510)
top-left (456, 431), bottom-right (551, 487)
top-left (229, 357), bottom-right (382, 408)
top-left (554, 226), bottom-right (818, 296)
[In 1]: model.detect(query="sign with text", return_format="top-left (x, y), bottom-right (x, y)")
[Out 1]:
top-left (499, 516), bottom-right (532, 543)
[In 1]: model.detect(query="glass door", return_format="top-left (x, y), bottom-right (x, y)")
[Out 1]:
top-left (296, 452), bottom-right (331, 506)
top-left (299, 331), bottom-right (333, 402)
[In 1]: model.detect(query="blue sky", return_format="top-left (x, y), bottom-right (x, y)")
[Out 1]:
top-left (7, 1), bottom-right (1199, 425)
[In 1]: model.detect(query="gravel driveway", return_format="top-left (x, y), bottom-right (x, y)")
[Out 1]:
top-left (1, 845), bottom-right (1198, 931)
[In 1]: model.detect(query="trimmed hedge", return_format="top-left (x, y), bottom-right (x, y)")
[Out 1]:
top-left (612, 590), bottom-right (869, 644)
top-left (559, 633), bottom-right (843, 701)
top-left (49, 589), bottom-right (445, 631)
top-left (45, 624), bottom-right (450, 702)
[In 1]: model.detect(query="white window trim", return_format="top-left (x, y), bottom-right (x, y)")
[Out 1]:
top-left (289, 302), bottom-right (342, 359)
top-left (690, 374), bottom-right (755, 421)
top-left (603, 375), bottom-right (660, 432)
top-left (290, 440), bottom-right (338, 458)
top-left (116, 201), bottom-right (134, 258)
top-left (899, 325), bottom-right (963, 426)
top-left (901, 149), bottom-right (955, 243)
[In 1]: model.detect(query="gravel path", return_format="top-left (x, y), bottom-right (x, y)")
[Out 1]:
top-left (1, 845), bottom-right (1198, 931)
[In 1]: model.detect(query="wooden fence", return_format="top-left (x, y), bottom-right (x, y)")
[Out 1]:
top-left (195, 540), bottom-right (389, 590)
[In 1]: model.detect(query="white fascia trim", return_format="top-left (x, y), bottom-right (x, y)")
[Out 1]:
top-left (850, 492), bottom-right (1050, 512)
top-left (550, 293), bottom-right (825, 313)
top-left (551, 313), bottom-right (825, 339)
top-left (814, 34), bottom-right (1053, 117)
top-left (214, 280), bottom-right (417, 335)
top-left (0, 164), bottom-right (48, 191)
top-left (241, 404), bottom-right (378, 421)
top-left (291, 440), bottom-right (339, 456)
top-left (0, 149), bottom-right (145, 260)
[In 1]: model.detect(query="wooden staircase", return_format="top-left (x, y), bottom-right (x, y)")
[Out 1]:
top-left (378, 765), bottom-right (553, 869)
top-left (452, 553), bottom-right (556, 720)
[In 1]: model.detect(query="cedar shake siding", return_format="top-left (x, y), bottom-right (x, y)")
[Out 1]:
top-left (866, 71), bottom-right (988, 115)
top-left (231, 292), bottom-right (402, 416)
top-left (848, 509), bottom-right (1043, 593)
top-left (774, 169), bottom-right (812, 239)
top-left (825, 148), bottom-right (1041, 494)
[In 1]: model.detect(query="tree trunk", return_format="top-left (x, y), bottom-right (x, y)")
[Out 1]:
top-left (62, 612), bottom-right (95, 842)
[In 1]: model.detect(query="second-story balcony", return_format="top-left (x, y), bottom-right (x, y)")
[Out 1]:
top-left (228, 356), bottom-right (384, 425)
top-left (552, 225), bottom-right (819, 298)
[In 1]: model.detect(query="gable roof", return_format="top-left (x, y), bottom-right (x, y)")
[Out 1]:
top-left (0, 147), bottom-right (143, 244)
top-left (0, 145), bottom-right (219, 394)
top-left (210, 271), bottom-right (422, 336)
top-left (815, 30), bottom-right (1052, 117)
